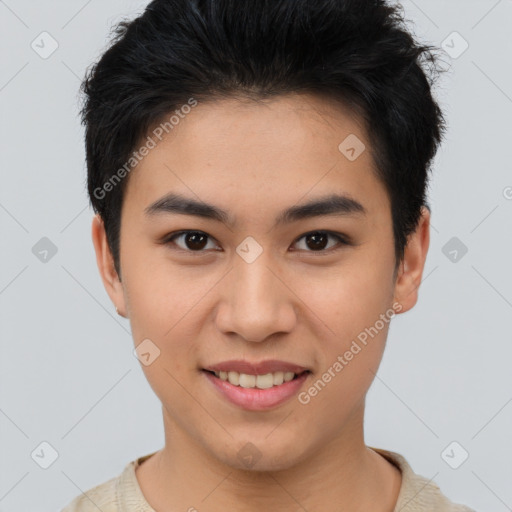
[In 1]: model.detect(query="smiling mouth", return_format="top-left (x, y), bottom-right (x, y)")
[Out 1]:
top-left (202, 369), bottom-right (311, 389)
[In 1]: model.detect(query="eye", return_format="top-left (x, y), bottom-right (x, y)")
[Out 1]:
top-left (162, 230), bottom-right (349, 254)
top-left (163, 230), bottom-right (220, 252)
top-left (291, 231), bottom-right (350, 254)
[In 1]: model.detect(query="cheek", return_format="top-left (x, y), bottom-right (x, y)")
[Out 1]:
top-left (122, 246), bottom-right (211, 336)
top-left (298, 318), bottom-right (391, 429)
top-left (291, 252), bottom-right (394, 388)
top-left (122, 255), bottom-right (206, 402)
top-left (293, 252), bottom-right (394, 336)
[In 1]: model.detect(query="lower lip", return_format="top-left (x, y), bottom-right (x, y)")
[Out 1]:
top-left (202, 370), bottom-right (310, 411)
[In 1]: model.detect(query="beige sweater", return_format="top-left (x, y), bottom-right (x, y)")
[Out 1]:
top-left (61, 447), bottom-right (476, 511)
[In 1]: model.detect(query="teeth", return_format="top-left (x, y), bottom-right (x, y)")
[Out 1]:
top-left (212, 370), bottom-right (303, 388)
top-left (273, 371), bottom-right (284, 385)
top-left (255, 373), bottom-right (273, 389)
top-left (239, 373), bottom-right (256, 388)
top-left (284, 371), bottom-right (295, 382)
top-left (227, 371), bottom-right (239, 386)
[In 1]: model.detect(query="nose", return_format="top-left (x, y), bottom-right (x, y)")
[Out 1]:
top-left (215, 253), bottom-right (298, 343)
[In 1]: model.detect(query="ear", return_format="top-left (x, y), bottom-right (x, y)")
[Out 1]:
top-left (393, 206), bottom-right (431, 314)
top-left (91, 214), bottom-right (127, 317)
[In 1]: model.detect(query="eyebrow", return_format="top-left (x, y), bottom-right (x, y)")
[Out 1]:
top-left (144, 192), bottom-right (367, 227)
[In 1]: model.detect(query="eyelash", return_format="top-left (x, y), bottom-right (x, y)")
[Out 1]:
top-left (161, 230), bottom-right (351, 256)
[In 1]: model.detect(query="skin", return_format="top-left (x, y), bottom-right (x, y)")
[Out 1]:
top-left (92, 93), bottom-right (430, 511)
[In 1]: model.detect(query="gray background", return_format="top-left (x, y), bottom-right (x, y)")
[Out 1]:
top-left (1, 1), bottom-right (511, 510)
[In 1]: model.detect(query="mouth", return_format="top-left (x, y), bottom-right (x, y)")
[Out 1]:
top-left (201, 367), bottom-right (312, 411)
top-left (202, 369), bottom-right (311, 389)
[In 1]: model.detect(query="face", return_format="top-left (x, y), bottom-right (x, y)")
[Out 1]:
top-left (93, 93), bottom-right (429, 471)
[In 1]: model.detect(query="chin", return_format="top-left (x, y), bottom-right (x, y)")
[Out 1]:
top-left (209, 434), bottom-right (309, 473)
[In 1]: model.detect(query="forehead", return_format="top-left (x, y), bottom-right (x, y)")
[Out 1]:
top-left (123, 93), bottom-right (390, 224)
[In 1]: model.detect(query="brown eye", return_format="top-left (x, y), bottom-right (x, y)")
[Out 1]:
top-left (305, 232), bottom-right (329, 251)
top-left (163, 230), bottom-right (349, 255)
top-left (166, 231), bottom-right (218, 252)
top-left (293, 231), bottom-right (349, 253)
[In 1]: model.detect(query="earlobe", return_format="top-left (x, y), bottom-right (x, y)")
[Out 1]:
top-left (91, 214), bottom-right (127, 317)
top-left (392, 206), bottom-right (431, 314)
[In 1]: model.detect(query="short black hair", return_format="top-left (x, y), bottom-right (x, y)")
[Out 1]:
top-left (80, 0), bottom-right (447, 277)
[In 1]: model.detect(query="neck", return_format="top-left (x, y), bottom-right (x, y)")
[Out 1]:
top-left (136, 403), bottom-right (401, 512)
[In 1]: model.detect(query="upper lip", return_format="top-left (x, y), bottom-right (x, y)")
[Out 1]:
top-left (203, 359), bottom-right (310, 375)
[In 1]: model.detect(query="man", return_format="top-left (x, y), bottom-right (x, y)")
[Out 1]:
top-left (62, 0), bottom-right (476, 510)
